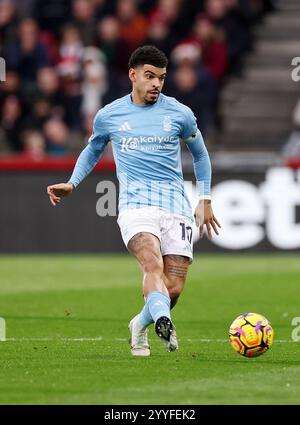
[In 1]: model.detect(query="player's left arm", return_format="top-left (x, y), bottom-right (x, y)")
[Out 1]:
top-left (184, 130), bottom-right (221, 240)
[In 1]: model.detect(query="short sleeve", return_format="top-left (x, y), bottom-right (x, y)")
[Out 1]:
top-left (180, 106), bottom-right (198, 140)
top-left (88, 110), bottom-right (110, 150)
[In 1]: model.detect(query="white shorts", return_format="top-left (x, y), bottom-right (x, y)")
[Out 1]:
top-left (117, 206), bottom-right (194, 260)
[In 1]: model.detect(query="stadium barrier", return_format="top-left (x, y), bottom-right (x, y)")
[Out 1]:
top-left (0, 160), bottom-right (299, 253)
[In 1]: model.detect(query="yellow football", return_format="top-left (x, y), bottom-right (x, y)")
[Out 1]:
top-left (229, 313), bottom-right (274, 357)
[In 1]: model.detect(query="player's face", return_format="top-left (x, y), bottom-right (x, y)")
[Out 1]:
top-left (129, 64), bottom-right (167, 105)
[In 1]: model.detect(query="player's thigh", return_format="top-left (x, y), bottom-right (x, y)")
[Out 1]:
top-left (118, 207), bottom-right (161, 255)
top-left (163, 254), bottom-right (190, 298)
top-left (128, 232), bottom-right (164, 273)
top-left (118, 207), bottom-right (163, 272)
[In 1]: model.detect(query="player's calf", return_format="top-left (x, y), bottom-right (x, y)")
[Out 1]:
top-left (163, 254), bottom-right (190, 308)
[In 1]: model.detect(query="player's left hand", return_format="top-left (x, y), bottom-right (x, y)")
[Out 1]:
top-left (194, 199), bottom-right (221, 240)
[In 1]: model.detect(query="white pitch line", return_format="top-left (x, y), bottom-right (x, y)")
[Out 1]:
top-left (1, 337), bottom-right (293, 343)
top-left (4, 337), bottom-right (103, 342)
top-left (184, 338), bottom-right (293, 344)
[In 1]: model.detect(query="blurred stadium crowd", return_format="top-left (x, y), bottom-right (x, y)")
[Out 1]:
top-left (0, 0), bottom-right (277, 158)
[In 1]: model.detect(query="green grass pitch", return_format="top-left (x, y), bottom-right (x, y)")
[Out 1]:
top-left (0, 254), bottom-right (299, 405)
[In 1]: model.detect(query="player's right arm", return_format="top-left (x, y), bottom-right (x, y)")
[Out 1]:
top-left (180, 105), bottom-right (221, 240)
top-left (47, 111), bottom-right (110, 206)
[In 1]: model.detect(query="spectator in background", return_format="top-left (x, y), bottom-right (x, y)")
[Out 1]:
top-left (0, 94), bottom-right (24, 152)
top-left (94, 0), bottom-right (115, 18)
top-left (144, 14), bottom-right (174, 57)
top-left (57, 23), bottom-right (83, 129)
top-left (0, 70), bottom-right (21, 102)
top-left (33, 0), bottom-right (71, 36)
top-left (39, 30), bottom-right (60, 66)
top-left (148, 0), bottom-right (192, 45)
top-left (23, 97), bottom-right (52, 132)
top-left (170, 41), bottom-right (202, 68)
top-left (58, 23), bottom-right (83, 75)
top-left (36, 67), bottom-right (64, 114)
top-left (20, 129), bottom-right (46, 160)
top-left (4, 18), bottom-right (49, 84)
top-left (187, 13), bottom-right (228, 81)
top-left (59, 66), bottom-right (83, 131)
top-left (95, 15), bottom-right (132, 75)
top-left (205, 0), bottom-right (252, 71)
top-left (81, 46), bottom-right (108, 121)
top-left (43, 117), bottom-right (69, 155)
top-left (148, 0), bottom-right (183, 27)
top-left (167, 64), bottom-right (217, 136)
top-left (96, 16), bottom-right (120, 66)
top-left (14, 0), bottom-right (35, 18)
top-left (167, 42), bottom-right (218, 135)
top-left (72, 0), bottom-right (98, 45)
top-left (116, 0), bottom-right (149, 50)
top-left (0, 0), bottom-right (18, 54)
top-left (139, 0), bottom-right (158, 14)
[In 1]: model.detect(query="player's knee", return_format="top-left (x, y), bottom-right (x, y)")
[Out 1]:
top-left (128, 233), bottom-right (163, 276)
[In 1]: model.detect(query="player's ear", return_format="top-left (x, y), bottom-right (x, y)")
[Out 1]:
top-left (129, 68), bottom-right (136, 83)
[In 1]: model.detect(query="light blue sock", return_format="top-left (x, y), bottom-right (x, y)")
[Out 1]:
top-left (147, 291), bottom-right (171, 323)
top-left (139, 302), bottom-right (154, 328)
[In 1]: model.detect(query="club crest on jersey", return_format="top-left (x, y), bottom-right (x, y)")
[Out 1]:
top-left (163, 116), bottom-right (172, 131)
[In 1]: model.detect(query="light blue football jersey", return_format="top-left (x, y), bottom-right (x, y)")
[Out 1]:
top-left (89, 94), bottom-right (198, 219)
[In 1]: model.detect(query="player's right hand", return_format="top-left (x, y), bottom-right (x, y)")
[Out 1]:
top-left (194, 199), bottom-right (221, 240)
top-left (47, 183), bottom-right (74, 206)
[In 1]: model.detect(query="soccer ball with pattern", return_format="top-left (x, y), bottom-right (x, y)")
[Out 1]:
top-left (229, 313), bottom-right (274, 357)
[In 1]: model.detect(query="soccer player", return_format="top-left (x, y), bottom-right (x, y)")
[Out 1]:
top-left (47, 45), bottom-right (221, 356)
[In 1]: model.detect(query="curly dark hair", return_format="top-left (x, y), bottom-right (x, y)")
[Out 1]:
top-left (128, 45), bottom-right (168, 69)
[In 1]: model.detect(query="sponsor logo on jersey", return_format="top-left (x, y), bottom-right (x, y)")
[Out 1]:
top-left (120, 135), bottom-right (178, 152)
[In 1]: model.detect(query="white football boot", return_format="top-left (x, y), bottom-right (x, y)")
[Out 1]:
top-left (155, 316), bottom-right (179, 352)
top-left (128, 314), bottom-right (150, 357)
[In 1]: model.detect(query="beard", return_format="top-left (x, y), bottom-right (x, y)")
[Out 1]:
top-left (145, 99), bottom-right (157, 105)
top-left (145, 91), bottom-right (160, 104)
